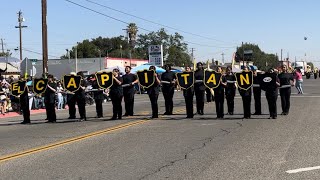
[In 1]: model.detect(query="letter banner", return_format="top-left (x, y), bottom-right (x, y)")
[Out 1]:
top-left (11, 80), bottom-right (27, 97)
top-left (62, 75), bottom-right (82, 93)
top-left (259, 73), bottom-right (277, 91)
top-left (95, 72), bottom-right (113, 89)
top-left (204, 70), bottom-right (222, 89)
top-left (33, 78), bottom-right (48, 94)
top-left (235, 71), bottom-right (253, 90)
top-left (176, 72), bottom-right (194, 89)
top-left (137, 70), bottom-right (155, 88)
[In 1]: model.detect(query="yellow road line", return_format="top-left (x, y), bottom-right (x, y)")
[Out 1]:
top-left (0, 106), bottom-right (189, 163)
top-left (0, 120), bottom-right (148, 163)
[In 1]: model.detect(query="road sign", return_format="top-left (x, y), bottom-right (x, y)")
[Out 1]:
top-left (148, 45), bottom-right (163, 67)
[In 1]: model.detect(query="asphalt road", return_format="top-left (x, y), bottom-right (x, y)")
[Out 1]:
top-left (1, 78), bottom-right (320, 180)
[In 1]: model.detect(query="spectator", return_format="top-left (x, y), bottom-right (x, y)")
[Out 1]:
top-left (57, 82), bottom-right (64, 110)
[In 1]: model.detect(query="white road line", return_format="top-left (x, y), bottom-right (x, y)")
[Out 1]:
top-left (286, 166), bottom-right (320, 174)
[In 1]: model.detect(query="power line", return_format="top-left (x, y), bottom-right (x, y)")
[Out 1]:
top-left (22, 48), bottom-right (61, 59)
top-left (85, 0), bottom-right (235, 45)
top-left (64, 0), bottom-right (237, 49)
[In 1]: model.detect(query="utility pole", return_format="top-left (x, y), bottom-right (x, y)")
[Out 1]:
top-left (15, 10), bottom-right (27, 62)
top-left (1, 39), bottom-right (4, 54)
top-left (242, 42), bottom-right (244, 67)
top-left (42, 0), bottom-right (49, 75)
top-left (221, 52), bottom-right (225, 64)
top-left (280, 49), bottom-right (283, 61)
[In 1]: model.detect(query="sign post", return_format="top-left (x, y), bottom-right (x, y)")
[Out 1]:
top-left (148, 45), bottom-right (163, 67)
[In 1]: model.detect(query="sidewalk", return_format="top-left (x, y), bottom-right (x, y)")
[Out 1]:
top-left (0, 109), bottom-right (47, 119)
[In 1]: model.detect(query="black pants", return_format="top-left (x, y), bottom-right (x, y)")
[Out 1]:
top-left (76, 98), bottom-right (86, 119)
top-left (95, 99), bottom-right (103, 117)
top-left (280, 88), bottom-right (291, 114)
top-left (68, 97), bottom-right (76, 118)
top-left (163, 89), bottom-right (174, 114)
top-left (195, 90), bottom-right (205, 114)
top-left (111, 95), bottom-right (123, 119)
top-left (184, 94), bottom-right (194, 118)
top-left (45, 102), bottom-right (56, 122)
top-left (21, 102), bottom-right (30, 123)
top-left (206, 88), bottom-right (213, 102)
top-left (242, 95), bottom-right (251, 118)
top-left (148, 94), bottom-right (159, 118)
top-left (253, 88), bottom-right (261, 114)
top-left (215, 94), bottom-right (224, 118)
top-left (226, 94), bottom-right (235, 114)
top-left (266, 92), bottom-right (278, 118)
top-left (124, 91), bottom-right (135, 116)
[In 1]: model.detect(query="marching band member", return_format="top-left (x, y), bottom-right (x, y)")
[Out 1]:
top-left (75, 72), bottom-right (87, 121)
top-left (161, 64), bottom-right (176, 115)
top-left (122, 66), bottom-right (138, 116)
top-left (147, 66), bottom-right (161, 118)
top-left (109, 68), bottom-right (123, 120)
top-left (278, 65), bottom-right (294, 115)
top-left (19, 79), bottom-right (30, 124)
top-left (239, 66), bottom-right (252, 119)
top-left (184, 66), bottom-right (194, 118)
top-left (225, 66), bottom-right (236, 115)
top-left (67, 72), bottom-right (76, 119)
top-left (265, 68), bottom-right (280, 119)
top-left (45, 74), bottom-right (57, 123)
top-left (252, 69), bottom-right (262, 115)
top-left (194, 62), bottom-right (205, 115)
top-left (91, 76), bottom-right (104, 118)
top-left (214, 66), bottom-right (227, 119)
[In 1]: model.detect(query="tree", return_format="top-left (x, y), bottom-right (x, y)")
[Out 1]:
top-left (236, 43), bottom-right (278, 71)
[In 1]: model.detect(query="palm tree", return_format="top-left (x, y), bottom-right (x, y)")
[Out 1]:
top-left (127, 23), bottom-right (138, 48)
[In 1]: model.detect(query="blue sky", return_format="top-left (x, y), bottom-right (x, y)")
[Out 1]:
top-left (1, 0), bottom-right (319, 66)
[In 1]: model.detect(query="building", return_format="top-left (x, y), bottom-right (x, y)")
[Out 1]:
top-left (20, 57), bottom-right (148, 78)
top-left (105, 57), bottom-right (148, 68)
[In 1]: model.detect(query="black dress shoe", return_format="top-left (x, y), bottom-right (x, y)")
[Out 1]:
top-left (253, 112), bottom-right (262, 115)
top-left (163, 112), bottom-right (169, 115)
top-left (109, 117), bottom-right (117, 120)
top-left (272, 116), bottom-right (277, 119)
top-left (186, 116), bottom-right (193, 118)
top-left (199, 111), bottom-right (204, 115)
top-left (20, 121), bottom-right (30, 124)
top-left (151, 116), bottom-right (158, 119)
top-left (118, 117), bottom-right (122, 120)
top-left (123, 114), bottom-right (129, 117)
top-left (68, 117), bottom-right (76, 119)
top-left (229, 112), bottom-right (234, 115)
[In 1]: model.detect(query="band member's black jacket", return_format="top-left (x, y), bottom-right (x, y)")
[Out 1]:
top-left (161, 71), bottom-right (176, 115)
top-left (225, 73), bottom-right (236, 114)
top-left (75, 79), bottom-right (87, 120)
top-left (147, 75), bottom-right (160, 118)
top-left (20, 86), bottom-right (30, 123)
top-left (194, 69), bottom-right (205, 115)
top-left (214, 76), bottom-right (226, 118)
top-left (45, 81), bottom-right (57, 122)
top-left (253, 74), bottom-right (262, 114)
top-left (110, 76), bottom-right (123, 119)
top-left (122, 73), bottom-right (137, 116)
top-left (278, 72), bottom-right (294, 115)
top-left (92, 81), bottom-right (104, 118)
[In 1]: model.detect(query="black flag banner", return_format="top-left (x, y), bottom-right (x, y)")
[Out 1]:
top-left (204, 70), bottom-right (222, 89)
top-left (176, 72), bottom-right (194, 89)
top-left (259, 73), bottom-right (277, 91)
top-left (95, 71), bottom-right (113, 89)
top-left (235, 71), bottom-right (253, 90)
top-left (33, 78), bottom-right (48, 94)
top-left (11, 80), bottom-right (27, 97)
top-left (62, 75), bottom-right (82, 93)
top-left (137, 70), bottom-right (155, 88)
